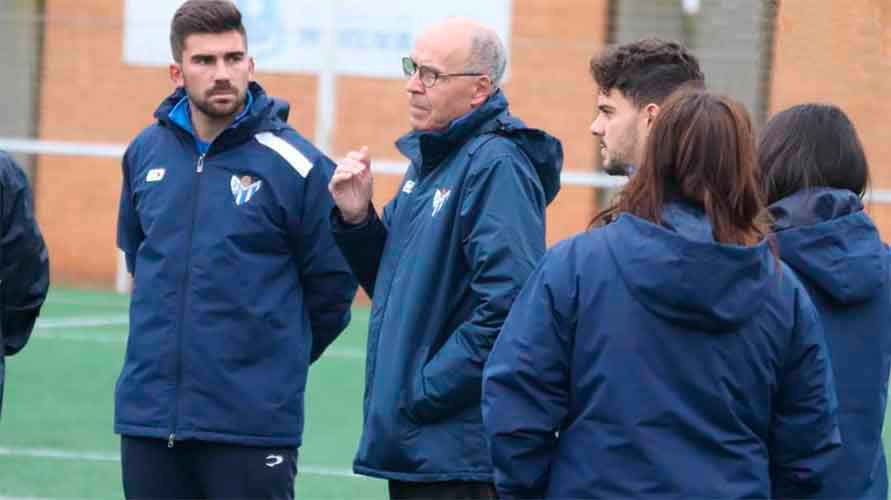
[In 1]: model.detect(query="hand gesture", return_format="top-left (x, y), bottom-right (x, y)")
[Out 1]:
top-left (329, 146), bottom-right (373, 224)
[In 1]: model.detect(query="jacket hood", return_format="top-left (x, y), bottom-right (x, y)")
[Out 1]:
top-left (770, 188), bottom-right (887, 304)
top-left (604, 201), bottom-right (776, 331)
top-left (396, 90), bottom-right (563, 204)
top-left (154, 82), bottom-right (289, 142)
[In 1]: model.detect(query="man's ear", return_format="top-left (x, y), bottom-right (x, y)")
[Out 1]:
top-left (471, 76), bottom-right (494, 108)
top-left (169, 63), bottom-right (184, 87)
top-left (644, 103), bottom-right (661, 127)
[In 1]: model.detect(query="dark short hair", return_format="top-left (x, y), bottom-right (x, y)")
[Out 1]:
top-left (170, 0), bottom-right (247, 63)
top-left (590, 38), bottom-right (705, 108)
top-left (758, 104), bottom-right (869, 204)
top-left (593, 90), bottom-right (767, 247)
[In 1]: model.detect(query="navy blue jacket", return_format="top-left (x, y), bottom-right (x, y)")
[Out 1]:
top-left (116, 82), bottom-right (357, 447)
top-left (483, 201), bottom-right (841, 499)
top-left (332, 90), bottom-right (562, 481)
top-left (771, 188), bottom-right (891, 500)
top-left (0, 152), bottom-right (49, 418)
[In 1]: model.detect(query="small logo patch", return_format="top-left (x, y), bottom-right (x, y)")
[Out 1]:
top-left (146, 168), bottom-right (166, 182)
top-left (265, 454), bottom-right (284, 468)
top-left (231, 175), bottom-right (263, 206)
top-left (402, 180), bottom-right (416, 194)
top-left (432, 188), bottom-right (451, 217)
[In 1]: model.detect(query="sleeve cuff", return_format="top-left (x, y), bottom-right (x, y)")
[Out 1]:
top-left (330, 203), bottom-right (376, 233)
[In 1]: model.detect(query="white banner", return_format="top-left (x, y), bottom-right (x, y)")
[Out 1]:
top-left (123, 0), bottom-right (512, 79)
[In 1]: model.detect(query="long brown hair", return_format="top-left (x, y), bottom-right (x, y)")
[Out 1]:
top-left (592, 91), bottom-right (767, 247)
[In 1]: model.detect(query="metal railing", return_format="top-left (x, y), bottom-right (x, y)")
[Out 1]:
top-left (4, 137), bottom-right (888, 201)
top-left (0, 137), bottom-right (627, 189)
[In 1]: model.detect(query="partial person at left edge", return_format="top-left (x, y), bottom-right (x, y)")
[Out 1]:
top-left (0, 151), bottom-right (49, 420)
top-left (114, 1), bottom-right (357, 499)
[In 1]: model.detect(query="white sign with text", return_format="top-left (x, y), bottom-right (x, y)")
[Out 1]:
top-left (123, 0), bottom-right (512, 79)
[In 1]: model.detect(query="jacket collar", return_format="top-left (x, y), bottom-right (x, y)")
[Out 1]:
top-left (167, 90), bottom-right (255, 154)
top-left (154, 81), bottom-right (287, 154)
top-left (395, 90), bottom-right (508, 175)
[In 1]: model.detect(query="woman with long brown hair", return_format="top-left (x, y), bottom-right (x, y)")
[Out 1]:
top-left (482, 91), bottom-right (840, 499)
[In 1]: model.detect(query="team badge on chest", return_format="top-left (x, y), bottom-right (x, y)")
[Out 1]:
top-left (432, 188), bottom-right (451, 217)
top-left (231, 175), bottom-right (263, 206)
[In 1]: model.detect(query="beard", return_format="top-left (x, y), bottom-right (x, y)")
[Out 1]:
top-left (186, 81), bottom-right (246, 120)
top-left (601, 125), bottom-right (639, 177)
top-left (604, 158), bottom-right (634, 176)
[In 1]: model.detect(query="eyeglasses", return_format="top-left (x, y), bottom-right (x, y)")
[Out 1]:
top-left (401, 57), bottom-right (484, 88)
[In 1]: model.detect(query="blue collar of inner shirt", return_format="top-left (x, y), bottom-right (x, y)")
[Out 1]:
top-left (168, 89), bottom-right (255, 154)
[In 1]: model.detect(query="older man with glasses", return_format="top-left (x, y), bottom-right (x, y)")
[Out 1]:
top-left (328, 17), bottom-right (563, 500)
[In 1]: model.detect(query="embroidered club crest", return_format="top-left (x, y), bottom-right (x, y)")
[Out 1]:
top-left (231, 175), bottom-right (262, 206)
top-left (432, 188), bottom-right (451, 217)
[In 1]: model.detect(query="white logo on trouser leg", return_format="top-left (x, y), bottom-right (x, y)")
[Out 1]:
top-left (266, 454), bottom-right (284, 467)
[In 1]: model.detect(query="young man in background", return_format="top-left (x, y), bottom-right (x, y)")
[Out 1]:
top-left (590, 38), bottom-right (705, 176)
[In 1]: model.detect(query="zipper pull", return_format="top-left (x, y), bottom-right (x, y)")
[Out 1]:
top-left (196, 155), bottom-right (205, 173)
top-left (168, 433), bottom-right (175, 448)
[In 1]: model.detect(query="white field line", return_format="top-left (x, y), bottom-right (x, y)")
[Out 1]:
top-left (36, 316), bottom-right (129, 329)
top-left (44, 297), bottom-right (130, 309)
top-left (32, 316), bottom-right (366, 360)
top-left (0, 497), bottom-right (94, 500)
top-left (0, 446), bottom-right (366, 480)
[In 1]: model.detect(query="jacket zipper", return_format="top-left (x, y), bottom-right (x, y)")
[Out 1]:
top-left (169, 153), bottom-right (206, 448)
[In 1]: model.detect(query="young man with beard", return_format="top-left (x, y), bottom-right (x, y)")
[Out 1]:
top-left (114, 1), bottom-right (356, 498)
top-left (590, 38), bottom-right (705, 176)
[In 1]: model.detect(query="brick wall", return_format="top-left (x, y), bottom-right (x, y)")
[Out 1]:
top-left (34, 0), bottom-right (608, 286)
top-left (769, 0), bottom-right (891, 235)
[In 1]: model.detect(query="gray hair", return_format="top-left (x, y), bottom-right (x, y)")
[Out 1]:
top-left (465, 28), bottom-right (507, 88)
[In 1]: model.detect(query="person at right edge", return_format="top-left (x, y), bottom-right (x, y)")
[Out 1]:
top-left (482, 91), bottom-right (841, 499)
top-left (328, 18), bottom-right (562, 500)
top-left (759, 103), bottom-right (891, 500)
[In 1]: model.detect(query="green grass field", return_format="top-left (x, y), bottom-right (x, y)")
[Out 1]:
top-left (0, 287), bottom-right (386, 499)
top-left (2, 287), bottom-right (891, 499)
